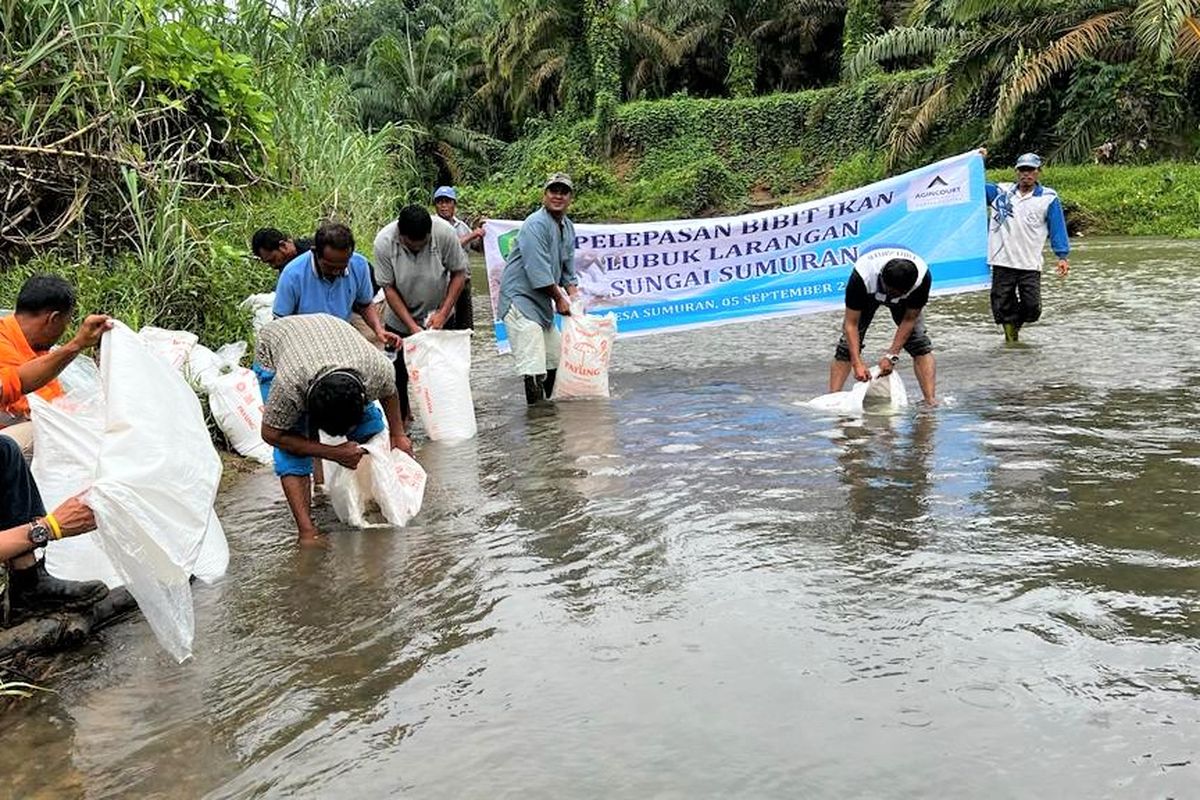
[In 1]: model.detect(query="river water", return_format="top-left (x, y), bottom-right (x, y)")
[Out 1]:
top-left (3, 238), bottom-right (1199, 798)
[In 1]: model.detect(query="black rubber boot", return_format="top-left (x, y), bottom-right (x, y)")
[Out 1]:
top-left (6, 561), bottom-right (109, 620)
top-left (543, 369), bottom-right (557, 399)
top-left (523, 374), bottom-right (544, 405)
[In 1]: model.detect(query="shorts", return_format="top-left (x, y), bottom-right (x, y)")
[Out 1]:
top-left (504, 306), bottom-right (560, 376)
top-left (834, 301), bottom-right (933, 362)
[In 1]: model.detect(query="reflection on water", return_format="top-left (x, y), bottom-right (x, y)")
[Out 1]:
top-left (3, 238), bottom-right (1200, 798)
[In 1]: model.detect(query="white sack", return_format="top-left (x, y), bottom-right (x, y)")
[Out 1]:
top-left (552, 302), bottom-right (617, 400)
top-left (185, 341), bottom-right (246, 393)
top-left (57, 355), bottom-right (102, 397)
top-left (207, 366), bottom-right (272, 464)
top-left (323, 432), bottom-right (427, 528)
top-left (138, 326), bottom-right (198, 372)
top-left (84, 323), bottom-right (225, 662)
top-left (404, 330), bottom-right (476, 441)
top-left (32, 383), bottom-right (229, 590)
top-left (241, 292), bottom-right (275, 333)
top-left (806, 367), bottom-right (909, 416)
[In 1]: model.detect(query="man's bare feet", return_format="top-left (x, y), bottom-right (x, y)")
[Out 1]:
top-left (297, 528), bottom-right (329, 549)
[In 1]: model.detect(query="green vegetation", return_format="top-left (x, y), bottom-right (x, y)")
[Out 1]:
top-left (4, 0), bottom-right (1200, 345)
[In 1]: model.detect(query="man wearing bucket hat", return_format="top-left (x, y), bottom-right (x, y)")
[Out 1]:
top-left (984, 151), bottom-right (1070, 342)
top-left (432, 185), bottom-right (484, 331)
top-left (497, 172), bottom-right (580, 404)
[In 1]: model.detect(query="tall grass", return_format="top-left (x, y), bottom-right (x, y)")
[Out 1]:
top-left (0, 0), bottom-right (420, 347)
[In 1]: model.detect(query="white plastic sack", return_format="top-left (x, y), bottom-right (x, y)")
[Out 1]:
top-left (83, 323), bottom-right (226, 662)
top-left (405, 330), bottom-right (476, 441)
top-left (31, 348), bottom-right (229, 601)
top-left (241, 292), bottom-right (275, 333)
top-left (806, 367), bottom-right (909, 416)
top-left (185, 341), bottom-right (246, 393)
top-left (207, 366), bottom-right (272, 464)
top-left (323, 432), bottom-right (427, 528)
top-left (57, 354), bottom-right (102, 397)
top-left (138, 326), bottom-right (198, 372)
top-left (552, 302), bottom-right (617, 400)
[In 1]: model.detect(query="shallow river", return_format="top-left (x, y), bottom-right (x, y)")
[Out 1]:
top-left (3, 238), bottom-right (1200, 798)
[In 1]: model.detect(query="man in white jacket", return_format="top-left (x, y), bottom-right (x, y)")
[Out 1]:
top-left (985, 152), bottom-right (1071, 342)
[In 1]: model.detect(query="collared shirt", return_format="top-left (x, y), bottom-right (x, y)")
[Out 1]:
top-left (986, 182), bottom-right (1070, 271)
top-left (272, 250), bottom-right (375, 320)
top-left (498, 207), bottom-right (578, 329)
top-left (373, 216), bottom-right (468, 332)
top-left (254, 314), bottom-right (396, 431)
top-left (0, 315), bottom-right (61, 416)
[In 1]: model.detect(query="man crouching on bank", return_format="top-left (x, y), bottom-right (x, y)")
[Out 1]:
top-left (257, 314), bottom-right (413, 547)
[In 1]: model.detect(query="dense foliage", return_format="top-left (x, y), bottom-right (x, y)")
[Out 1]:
top-left (4, 0), bottom-right (1200, 344)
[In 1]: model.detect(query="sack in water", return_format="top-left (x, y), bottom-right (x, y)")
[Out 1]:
top-left (323, 431), bottom-right (427, 528)
top-left (806, 367), bottom-right (909, 416)
top-left (405, 330), bottom-right (477, 441)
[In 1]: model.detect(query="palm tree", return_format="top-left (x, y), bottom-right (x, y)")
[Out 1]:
top-left (658, 0), bottom-right (845, 97)
top-left (353, 25), bottom-right (501, 183)
top-left (849, 0), bottom-right (1200, 165)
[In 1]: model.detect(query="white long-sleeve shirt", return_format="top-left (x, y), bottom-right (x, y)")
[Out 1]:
top-left (986, 182), bottom-right (1070, 271)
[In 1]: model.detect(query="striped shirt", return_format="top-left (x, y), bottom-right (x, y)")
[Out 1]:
top-left (254, 314), bottom-right (395, 430)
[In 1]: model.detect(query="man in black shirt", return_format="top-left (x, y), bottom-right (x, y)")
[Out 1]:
top-left (251, 228), bottom-right (314, 272)
top-left (829, 251), bottom-right (937, 405)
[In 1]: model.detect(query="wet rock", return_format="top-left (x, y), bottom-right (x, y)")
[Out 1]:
top-left (0, 588), bottom-right (136, 660)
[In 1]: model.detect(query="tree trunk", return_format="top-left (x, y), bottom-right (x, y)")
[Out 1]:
top-left (842, 0), bottom-right (883, 70)
top-left (726, 35), bottom-right (756, 98)
top-left (585, 0), bottom-right (621, 108)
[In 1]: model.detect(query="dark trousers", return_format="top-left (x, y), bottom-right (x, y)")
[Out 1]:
top-left (0, 434), bottom-right (44, 530)
top-left (990, 265), bottom-right (1042, 325)
top-left (386, 325), bottom-right (412, 422)
top-left (448, 278), bottom-right (474, 331)
top-left (834, 301), bottom-right (933, 362)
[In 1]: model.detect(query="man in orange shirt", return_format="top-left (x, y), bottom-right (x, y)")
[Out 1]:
top-left (0, 275), bottom-right (110, 457)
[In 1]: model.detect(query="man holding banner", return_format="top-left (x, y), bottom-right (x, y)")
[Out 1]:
top-left (829, 248), bottom-right (937, 406)
top-left (984, 151), bottom-right (1070, 343)
top-left (497, 172), bottom-right (580, 404)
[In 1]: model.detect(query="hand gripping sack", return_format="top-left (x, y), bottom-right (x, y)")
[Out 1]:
top-left (84, 323), bottom-right (227, 662)
top-left (806, 367), bottom-right (909, 416)
top-left (552, 302), bottom-right (617, 400)
top-left (323, 432), bottom-right (427, 528)
top-left (405, 330), bottom-right (476, 441)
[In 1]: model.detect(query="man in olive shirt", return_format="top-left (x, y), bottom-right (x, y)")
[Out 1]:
top-left (497, 172), bottom-right (580, 404)
top-left (372, 204), bottom-right (469, 421)
top-left (257, 314), bottom-right (412, 547)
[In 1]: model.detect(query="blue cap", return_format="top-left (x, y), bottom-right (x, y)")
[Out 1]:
top-left (433, 186), bottom-right (457, 201)
top-left (1015, 153), bottom-right (1042, 169)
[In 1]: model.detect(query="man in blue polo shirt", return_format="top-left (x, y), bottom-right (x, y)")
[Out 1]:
top-left (273, 222), bottom-right (398, 349)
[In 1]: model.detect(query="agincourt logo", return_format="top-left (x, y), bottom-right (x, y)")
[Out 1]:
top-left (907, 165), bottom-right (970, 211)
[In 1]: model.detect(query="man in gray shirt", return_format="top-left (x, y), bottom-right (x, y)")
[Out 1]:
top-left (373, 204), bottom-right (470, 422)
top-left (498, 172), bottom-right (580, 404)
top-left (257, 314), bottom-right (412, 547)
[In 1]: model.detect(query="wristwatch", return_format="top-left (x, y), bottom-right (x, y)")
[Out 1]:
top-left (886, 353), bottom-right (901, 364)
top-left (27, 518), bottom-right (51, 547)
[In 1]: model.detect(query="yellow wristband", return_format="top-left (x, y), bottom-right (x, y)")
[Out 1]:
top-left (45, 513), bottom-right (63, 540)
